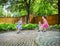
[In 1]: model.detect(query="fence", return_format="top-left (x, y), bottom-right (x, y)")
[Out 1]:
top-left (0, 14), bottom-right (58, 25)
top-left (33, 14), bottom-right (58, 25)
top-left (0, 16), bottom-right (26, 24)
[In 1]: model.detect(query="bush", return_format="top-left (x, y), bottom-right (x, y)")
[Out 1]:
top-left (22, 23), bottom-right (38, 30)
top-left (0, 23), bottom-right (60, 32)
top-left (0, 23), bottom-right (38, 31)
top-left (0, 24), bottom-right (9, 31)
top-left (49, 24), bottom-right (60, 29)
top-left (0, 23), bottom-right (16, 31)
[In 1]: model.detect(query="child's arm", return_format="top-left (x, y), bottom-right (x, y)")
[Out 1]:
top-left (39, 21), bottom-right (41, 25)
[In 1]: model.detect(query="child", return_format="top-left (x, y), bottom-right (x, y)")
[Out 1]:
top-left (42, 16), bottom-right (49, 32)
top-left (16, 19), bottom-right (22, 34)
top-left (38, 21), bottom-right (43, 32)
top-left (38, 16), bottom-right (49, 32)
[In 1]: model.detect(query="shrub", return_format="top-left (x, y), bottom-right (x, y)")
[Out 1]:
top-left (0, 23), bottom-right (38, 31)
top-left (49, 24), bottom-right (60, 29)
top-left (7, 24), bottom-right (16, 30)
top-left (0, 24), bottom-right (9, 31)
top-left (22, 24), bottom-right (38, 30)
top-left (0, 23), bottom-right (16, 31)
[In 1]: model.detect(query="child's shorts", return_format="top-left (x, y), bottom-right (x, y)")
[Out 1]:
top-left (17, 25), bottom-right (22, 30)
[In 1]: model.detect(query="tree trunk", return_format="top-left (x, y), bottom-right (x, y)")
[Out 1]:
top-left (24, 0), bottom-right (30, 24)
top-left (26, 4), bottom-right (30, 23)
top-left (58, 0), bottom-right (60, 24)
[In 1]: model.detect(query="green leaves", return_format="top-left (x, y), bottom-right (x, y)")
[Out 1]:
top-left (0, 0), bottom-right (58, 17)
top-left (20, 10), bottom-right (27, 16)
top-left (22, 23), bottom-right (38, 30)
top-left (0, 23), bottom-right (38, 31)
top-left (31, 0), bottom-right (58, 16)
top-left (0, 23), bottom-right (16, 31)
top-left (0, 5), bottom-right (4, 16)
top-left (50, 24), bottom-right (60, 29)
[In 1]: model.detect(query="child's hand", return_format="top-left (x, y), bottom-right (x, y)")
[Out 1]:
top-left (39, 21), bottom-right (41, 25)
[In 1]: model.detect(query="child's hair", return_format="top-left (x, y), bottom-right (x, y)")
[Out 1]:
top-left (43, 16), bottom-right (47, 19)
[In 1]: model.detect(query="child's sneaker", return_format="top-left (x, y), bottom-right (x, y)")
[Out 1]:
top-left (42, 30), bottom-right (46, 32)
top-left (38, 30), bottom-right (40, 32)
top-left (17, 32), bottom-right (19, 34)
top-left (17, 31), bottom-right (21, 34)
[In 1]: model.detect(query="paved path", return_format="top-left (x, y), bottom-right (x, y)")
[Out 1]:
top-left (35, 31), bottom-right (60, 46)
top-left (0, 30), bottom-right (60, 46)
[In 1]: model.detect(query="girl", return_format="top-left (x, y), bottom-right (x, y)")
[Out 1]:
top-left (17, 19), bottom-right (22, 34)
top-left (38, 16), bottom-right (49, 32)
top-left (38, 21), bottom-right (43, 32)
top-left (42, 16), bottom-right (49, 32)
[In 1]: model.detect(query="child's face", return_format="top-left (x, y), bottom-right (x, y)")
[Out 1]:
top-left (42, 16), bottom-right (44, 19)
top-left (39, 22), bottom-right (41, 24)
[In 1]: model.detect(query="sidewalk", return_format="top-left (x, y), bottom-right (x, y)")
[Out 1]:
top-left (0, 30), bottom-right (60, 46)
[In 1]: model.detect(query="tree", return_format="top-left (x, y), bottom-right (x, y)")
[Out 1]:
top-left (31, 0), bottom-right (58, 16)
top-left (7, 0), bottom-right (35, 23)
top-left (0, 0), bottom-right (27, 17)
top-left (24, 0), bottom-right (30, 23)
top-left (0, 0), bottom-right (58, 23)
top-left (58, 0), bottom-right (60, 24)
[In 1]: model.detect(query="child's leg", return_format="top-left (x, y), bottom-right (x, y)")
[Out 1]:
top-left (19, 29), bottom-right (22, 33)
top-left (38, 26), bottom-right (43, 32)
top-left (43, 28), bottom-right (46, 32)
top-left (17, 28), bottom-right (22, 34)
top-left (17, 28), bottom-right (22, 33)
top-left (38, 25), bottom-right (40, 32)
top-left (17, 28), bottom-right (19, 33)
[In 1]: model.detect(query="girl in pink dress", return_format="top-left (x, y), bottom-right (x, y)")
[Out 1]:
top-left (38, 16), bottom-right (49, 32)
top-left (42, 16), bottom-right (49, 31)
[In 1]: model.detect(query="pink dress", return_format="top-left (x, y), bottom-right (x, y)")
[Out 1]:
top-left (41, 18), bottom-right (49, 28)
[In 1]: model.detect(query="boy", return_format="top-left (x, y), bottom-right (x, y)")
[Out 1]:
top-left (17, 19), bottom-right (22, 34)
